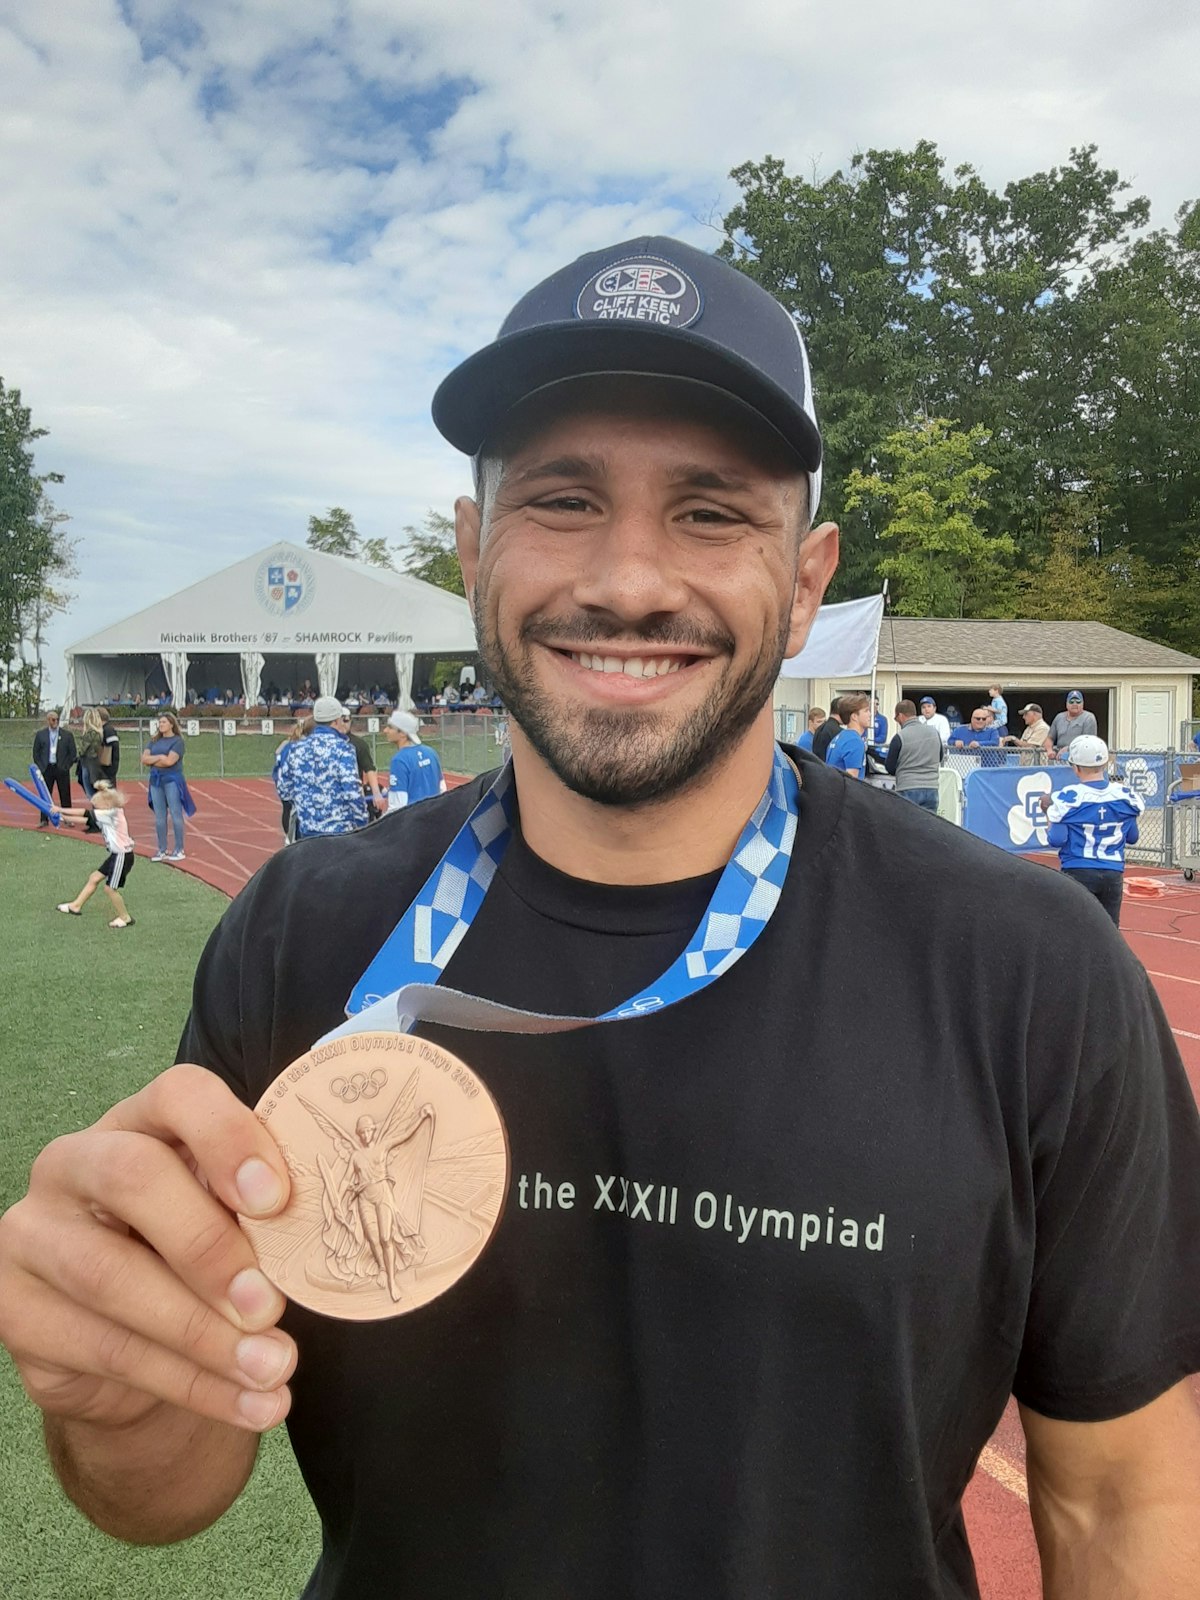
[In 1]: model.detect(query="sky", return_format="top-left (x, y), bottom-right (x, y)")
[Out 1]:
top-left (2, 0), bottom-right (1197, 696)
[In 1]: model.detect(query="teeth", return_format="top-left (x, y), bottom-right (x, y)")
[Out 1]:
top-left (570, 652), bottom-right (685, 678)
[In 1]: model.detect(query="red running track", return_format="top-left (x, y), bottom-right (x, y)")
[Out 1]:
top-left (3, 782), bottom-right (1199, 1595)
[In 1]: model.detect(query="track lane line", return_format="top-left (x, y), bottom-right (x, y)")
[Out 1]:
top-left (977, 1446), bottom-right (1029, 1505)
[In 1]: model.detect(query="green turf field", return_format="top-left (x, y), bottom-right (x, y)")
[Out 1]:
top-left (0, 829), bottom-right (319, 1598)
top-left (2, 716), bottom-right (502, 783)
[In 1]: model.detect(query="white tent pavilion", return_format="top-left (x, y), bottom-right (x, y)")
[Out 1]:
top-left (63, 542), bottom-right (477, 712)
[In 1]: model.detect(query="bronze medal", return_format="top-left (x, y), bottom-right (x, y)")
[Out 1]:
top-left (240, 1032), bottom-right (509, 1320)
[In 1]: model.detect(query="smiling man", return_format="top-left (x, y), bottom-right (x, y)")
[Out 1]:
top-left (2, 238), bottom-right (1200, 1600)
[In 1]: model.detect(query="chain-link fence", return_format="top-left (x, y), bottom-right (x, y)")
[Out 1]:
top-left (2, 711), bottom-right (509, 786)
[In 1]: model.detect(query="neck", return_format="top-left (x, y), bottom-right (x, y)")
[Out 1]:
top-left (509, 713), bottom-right (779, 885)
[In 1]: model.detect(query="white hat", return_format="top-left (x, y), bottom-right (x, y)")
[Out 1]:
top-left (1068, 734), bottom-right (1109, 768)
top-left (313, 696), bottom-right (348, 723)
top-left (388, 710), bottom-right (422, 743)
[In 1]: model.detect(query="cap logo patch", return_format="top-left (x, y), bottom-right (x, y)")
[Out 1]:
top-left (576, 257), bottom-right (702, 328)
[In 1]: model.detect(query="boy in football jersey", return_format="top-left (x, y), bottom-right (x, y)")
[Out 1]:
top-left (1039, 735), bottom-right (1143, 926)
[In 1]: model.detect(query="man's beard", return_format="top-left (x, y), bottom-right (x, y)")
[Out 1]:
top-left (475, 595), bottom-right (792, 807)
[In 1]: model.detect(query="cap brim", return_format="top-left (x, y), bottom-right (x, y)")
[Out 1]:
top-left (432, 322), bottom-right (822, 472)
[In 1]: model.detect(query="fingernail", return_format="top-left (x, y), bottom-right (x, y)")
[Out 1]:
top-left (236, 1334), bottom-right (290, 1387)
top-left (236, 1158), bottom-right (283, 1215)
top-left (228, 1267), bottom-right (279, 1323)
top-left (237, 1388), bottom-right (283, 1429)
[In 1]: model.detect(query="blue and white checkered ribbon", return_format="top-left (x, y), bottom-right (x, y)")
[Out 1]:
top-left (343, 746), bottom-right (798, 1029)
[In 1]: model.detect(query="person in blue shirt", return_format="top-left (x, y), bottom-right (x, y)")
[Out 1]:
top-left (384, 710), bottom-right (446, 810)
top-left (948, 708), bottom-right (1003, 767)
top-left (824, 693), bottom-right (870, 778)
top-left (987, 685), bottom-right (1009, 737)
top-left (871, 696), bottom-right (887, 747)
top-left (796, 706), bottom-right (825, 753)
top-left (1193, 730), bottom-right (1200, 754)
top-left (274, 698), bottom-right (369, 838)
top-left (1039, 735), bottom-right (1144, 927)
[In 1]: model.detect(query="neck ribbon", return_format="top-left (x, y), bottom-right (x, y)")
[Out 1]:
top-left (337, 745), bottom-right (798, 1039)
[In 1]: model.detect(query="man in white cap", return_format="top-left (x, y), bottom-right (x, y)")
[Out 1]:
top-left (383, 711), bottom-right (446, 812)
top-left (1038, 734), bottom-right (1144, 925)
top-left (3, 236), bottom-right (1199, 1600)
top-left (274, 695), bottom-right (368, 837)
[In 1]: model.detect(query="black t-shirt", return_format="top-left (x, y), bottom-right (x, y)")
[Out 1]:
top-left (180, 751), bottom-right (1200, 1600)
top-left (811, 716), bottom-right (841, 762)
top-left (102, 724), bottom-right (120, 778)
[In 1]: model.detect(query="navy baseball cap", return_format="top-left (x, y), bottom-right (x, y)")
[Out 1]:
top-left (432, 236), bottom-right (824, 513)
top-left (1067, 690), bottom-right (1084, 702)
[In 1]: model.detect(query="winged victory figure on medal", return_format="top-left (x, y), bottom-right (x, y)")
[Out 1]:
top-left (297, 1068), bottom-right (436, 1302)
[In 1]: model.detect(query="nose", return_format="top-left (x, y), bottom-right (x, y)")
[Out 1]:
top-left (569, 504), bottom-right (690, 625)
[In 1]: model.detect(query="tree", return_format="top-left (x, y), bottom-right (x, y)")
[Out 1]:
top-left (399, 511), bottom-right (465, 598)
top-left (844, 419), bottom-right (1010, 617)
top-left (306, 507), bottom-right (395, 569)
top-left (0, 379), bottom-right (73, 714)
top-left (719, 143), bottom-right (1151, 602)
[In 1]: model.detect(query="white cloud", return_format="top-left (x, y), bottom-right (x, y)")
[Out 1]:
top-left (1, 0), bottom-right (1196, 690)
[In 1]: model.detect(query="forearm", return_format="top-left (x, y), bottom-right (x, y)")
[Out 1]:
top-left (46, 1403), bottom-right (258, 1544)
top-left (1035, 1496), bottom-right (1200, 1598)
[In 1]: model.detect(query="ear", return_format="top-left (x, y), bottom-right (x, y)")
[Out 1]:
top-left (455, 496), bottom-right (482, 603)
top-left (785, 520), bottom-right (840, 658)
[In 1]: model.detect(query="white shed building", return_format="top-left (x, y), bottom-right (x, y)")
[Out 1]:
top-left (775, 618), bottom-right (1200, 749)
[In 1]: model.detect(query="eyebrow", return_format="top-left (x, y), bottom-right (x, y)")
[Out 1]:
top-left (505, 458), bottom-right (757, 494)
top-left (507, 456), bottom-right (604, 487)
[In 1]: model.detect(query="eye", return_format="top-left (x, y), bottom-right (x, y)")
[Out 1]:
top-left (533, 494), bottom-right (593, 514)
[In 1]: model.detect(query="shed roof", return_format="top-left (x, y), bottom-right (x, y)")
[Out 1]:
top-left (877, 618), bottom-right (1200, 672)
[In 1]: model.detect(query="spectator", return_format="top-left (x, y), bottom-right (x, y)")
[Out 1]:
top-left (949, 710), bottom-right (1002, 753)
top-left (98, 708), bottom-right (121, 781)
top-left (32, 710), bottom-right (76, 827)
top-left (1039, 736), bottom-right (1143, 927)
top-left (1001, 703), bottom-right (1052, 763)
top-left (76, 709), bottom-right (106, 833)
top-left (384, 711), bottom-right (446, 811)
top-left (870, 695), bottom-right (888, 747)
top-left (274, 697), bottom-right (368, 838)
top-left (1046, 691), bottom-right (1098, 759)
top-left (273, 719), bottom-right (311, 841)
top-left (141, 711), bottom-right (194, 862)
top-left (811, 698), bottom-right (843, 762)
top-left (1192, 729), bottom-right (1200, 755)
top-left (338, 711), bottom-right (385, 816)
top-left (796, 707), bottom-right (825, 753)
top-left (825, 693), bottom-right (871, 779)
top-left (885, 701), bottom-right (944, 812)
top-left (987, 685), bottom-right (1009, 736)
top-left (918, 697), bottom-right (951, 744)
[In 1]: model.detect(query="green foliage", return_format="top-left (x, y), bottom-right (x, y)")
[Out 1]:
top-left (305, 507), bottom-right (395, 569)
top-left (845, 419), bottom-right (1009, 616)
top-left (720, 143), bottom-right (1200, 657)
top-left (0, 380), bottom-right (74, 712)
top-left (400, 510), bottom-right (465, 598)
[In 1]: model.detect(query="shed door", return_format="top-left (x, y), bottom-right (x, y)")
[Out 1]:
top-left (1133, 690), bottom-right (1172, 750)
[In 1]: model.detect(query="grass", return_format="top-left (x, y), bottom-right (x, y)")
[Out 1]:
top-left (0, 829), bottom-right (319, 1598)
top-left (2, 716), bottom-right (504, 783)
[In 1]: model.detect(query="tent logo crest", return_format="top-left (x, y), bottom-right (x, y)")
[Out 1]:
top-left (255, 551), bottom-right (315, 619)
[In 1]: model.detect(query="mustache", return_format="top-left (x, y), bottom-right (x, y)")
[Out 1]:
top-left (519, 613), bottom-right (735, 654)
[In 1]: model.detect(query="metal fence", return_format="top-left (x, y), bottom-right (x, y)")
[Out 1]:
top-left (1, 711), bottom-right (509, 786)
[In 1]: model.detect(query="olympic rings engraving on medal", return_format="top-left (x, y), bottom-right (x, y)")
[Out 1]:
top-left (329, 1068), bottom-right (388, 1103)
